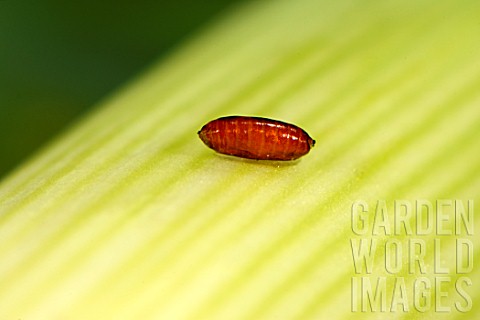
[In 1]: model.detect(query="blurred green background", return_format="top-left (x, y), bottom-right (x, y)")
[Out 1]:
top-left (0, 0), bottom-right (247, 179)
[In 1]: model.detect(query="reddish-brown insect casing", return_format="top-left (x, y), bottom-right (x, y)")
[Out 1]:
top-left (198, 116), bottom-right (315, 161)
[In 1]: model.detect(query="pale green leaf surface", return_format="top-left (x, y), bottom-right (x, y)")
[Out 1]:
top-left (1, 0), bottom-right (480, 319)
